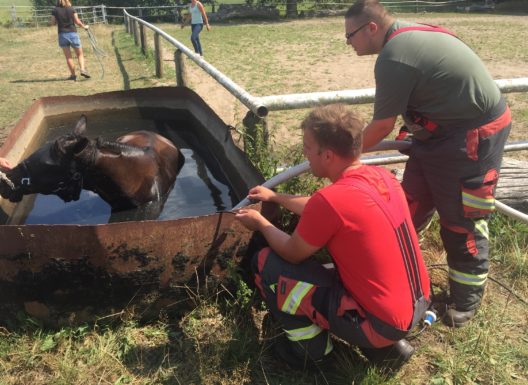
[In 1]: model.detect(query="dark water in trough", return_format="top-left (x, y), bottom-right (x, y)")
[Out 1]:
top-left (9, 110), bottom-right (236, 225)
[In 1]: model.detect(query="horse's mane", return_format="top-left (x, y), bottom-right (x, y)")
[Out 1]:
top-left (96, 137), bottom-right (148, 156)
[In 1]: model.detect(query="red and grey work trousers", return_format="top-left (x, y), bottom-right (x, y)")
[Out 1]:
top-left (402, 103), bottom-right (511, 311)
top-left (252, 247), bottom-right (423, 361)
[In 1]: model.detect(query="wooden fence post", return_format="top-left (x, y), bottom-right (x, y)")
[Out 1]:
top-left (11, 5), bottom-right (17, 28)
top-left (174, 7), bottom-right (179, 24)
top-left (133, 20), bottom-right (138, 46)
top-left (174, 50), bottom-right (185, 87)
top-left (155, 33), bottom-right (163, 78)
top-left (140, 23), bottom-right (146, 55)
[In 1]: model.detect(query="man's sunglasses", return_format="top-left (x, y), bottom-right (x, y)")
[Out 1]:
top-left (345, 22), bottom-right (370, 40)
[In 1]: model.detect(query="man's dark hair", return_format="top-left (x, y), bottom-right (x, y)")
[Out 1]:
top-left (301, 104), bottom-right (364, 159)
top-left (345, 0), bottom-right (390, 25)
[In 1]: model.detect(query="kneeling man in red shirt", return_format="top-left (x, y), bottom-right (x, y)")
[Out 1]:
top-left (235, 104), bottom-right (430, 370)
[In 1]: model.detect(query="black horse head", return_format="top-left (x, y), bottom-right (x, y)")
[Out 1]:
top-left (3, 116), bottom-right (91, 203)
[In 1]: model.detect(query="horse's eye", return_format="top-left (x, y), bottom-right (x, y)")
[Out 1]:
top-left (72, 172), bottom-right (81, 181)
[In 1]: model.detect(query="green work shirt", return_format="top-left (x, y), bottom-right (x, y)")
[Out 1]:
top-left (373, 20), bottom-right (502, 128)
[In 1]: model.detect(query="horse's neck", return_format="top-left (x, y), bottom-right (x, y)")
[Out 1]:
top-left (84, 147), bottom-right (148, 207)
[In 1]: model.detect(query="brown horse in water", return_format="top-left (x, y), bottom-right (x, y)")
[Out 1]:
top-left (1, 115), bottom-right (184, 219)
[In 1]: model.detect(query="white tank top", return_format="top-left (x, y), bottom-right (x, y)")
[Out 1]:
top-left (189, 2), bottom-right (203, 24)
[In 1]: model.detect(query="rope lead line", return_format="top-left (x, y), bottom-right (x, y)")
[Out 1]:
top-left (85, 27), bottom-right (106, 79)
top-left (0, 172), bottom-right (14, 189)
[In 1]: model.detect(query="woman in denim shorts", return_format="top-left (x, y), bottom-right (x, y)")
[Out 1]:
top-left (51, 0), bottom-right (90, 81)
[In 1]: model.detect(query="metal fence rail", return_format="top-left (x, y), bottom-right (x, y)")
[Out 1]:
top-left (123, 10), bottom-right (528, 224)
top-left (1, 0), bottom-right (474, 27)
top-left (1, 5), bottom-right (107, 28)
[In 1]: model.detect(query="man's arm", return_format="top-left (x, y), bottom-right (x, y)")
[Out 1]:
top-left (361, 116), bottom-right (398, 152)
top-left (246, 185), bottom-right (309, 216)
top-left (235, 208), bottom-right (319, 264)
top-left (269, 193), bottom-right (309, 216)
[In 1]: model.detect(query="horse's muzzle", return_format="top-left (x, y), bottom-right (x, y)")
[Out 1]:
top-left (5, 187), bottom-right (24, 203)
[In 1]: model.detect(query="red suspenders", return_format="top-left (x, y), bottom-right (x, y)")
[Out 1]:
top-left (386, 24), bottom-right (457, 42)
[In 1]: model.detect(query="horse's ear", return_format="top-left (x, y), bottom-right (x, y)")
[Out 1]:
top-left (73, 115), bottom-right (87, 136)
top-left (54, 135), bottom-right (88, 157)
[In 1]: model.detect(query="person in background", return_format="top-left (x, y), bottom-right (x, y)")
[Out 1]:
top-left (187, 0), bottom-right (210, 57)
top-left (235, 104), bottom-right (430, 370)
top-left (344, 0), bottom-right (511, 327)
top-left (51, 0), bottom-right (91, 81)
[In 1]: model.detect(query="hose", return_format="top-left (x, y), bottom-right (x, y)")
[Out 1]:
top-left (0, 172), bottom-right (14, 190)
top-left (85, 27), bottom-right (107, 79)
top-left (232, 140), bottom-right (410, 210)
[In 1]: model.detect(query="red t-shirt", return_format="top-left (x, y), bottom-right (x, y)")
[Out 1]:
top-left (297, 165), bottom-right (430, 330)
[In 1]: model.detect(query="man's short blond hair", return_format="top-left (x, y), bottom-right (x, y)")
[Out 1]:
top-left (301, 104), bottom-right (364, 160)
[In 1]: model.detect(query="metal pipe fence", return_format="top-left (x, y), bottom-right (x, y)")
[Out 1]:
top-left (232, 141), bottom-right (528, 225)
top-left (0, 5), bottom-right (107, 28)
top-left (1, 0), bottom-right (474, 28)
top-left (123, 10), bottom-right (528, 223)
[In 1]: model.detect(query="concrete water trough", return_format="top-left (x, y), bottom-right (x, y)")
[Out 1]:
top-left (0, 87), bottom-right (270, 326)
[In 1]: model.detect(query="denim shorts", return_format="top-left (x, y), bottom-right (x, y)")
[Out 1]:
top-left (58, 32), bottom-right (82, 48)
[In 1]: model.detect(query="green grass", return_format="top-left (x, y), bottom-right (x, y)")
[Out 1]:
top-left (0, 0), bottom-right (31, 6)
top-left (0, 0), bottom-right (32, 24)
top-left (0, 14), bottom-right (527, 385)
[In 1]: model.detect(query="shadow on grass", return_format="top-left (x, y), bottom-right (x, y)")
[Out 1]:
top-left (111, 30), bottom-right (130, 90)
top-left (10, 78), bottom-right (77, 83)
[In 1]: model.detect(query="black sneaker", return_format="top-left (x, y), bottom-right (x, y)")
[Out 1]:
top-left (67, 74), bottom-right (77, 81)
top-left (80, 70), bottom-right (91, 78)
top-left (360, 339), bottom-right (415, 371)
top-left (443, 308), bottom-right (476, 328)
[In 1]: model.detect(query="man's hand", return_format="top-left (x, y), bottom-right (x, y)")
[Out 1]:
top-left (234, 208), bottom-right (267, 231)
top-left (0, 161), bottom-right (15, 200)
top-left (0, 158), bottom-right (12, 170)
top-left (247, 185), bottom-right (276, 203)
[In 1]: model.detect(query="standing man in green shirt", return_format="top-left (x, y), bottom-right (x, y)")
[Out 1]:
top-left (344, 0), bottom-right (511, 327)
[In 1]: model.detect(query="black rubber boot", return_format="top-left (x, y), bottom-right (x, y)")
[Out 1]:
top-left (273, 337), bottom-right (332, 371)
top-left (443, 308), bottom-right (476, 328)
top-left (360, 339), bottom-right (415, 371)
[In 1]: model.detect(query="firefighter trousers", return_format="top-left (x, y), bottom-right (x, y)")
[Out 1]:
top-left (402, 105), bottom-right (511, 310)
top-left (252, 247), bottom-right (419, 362)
